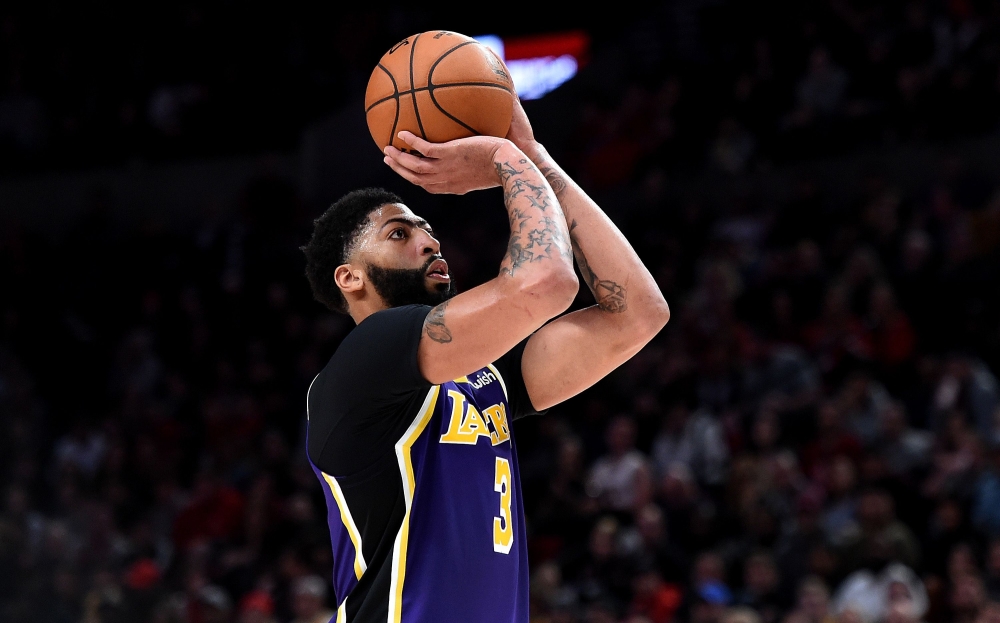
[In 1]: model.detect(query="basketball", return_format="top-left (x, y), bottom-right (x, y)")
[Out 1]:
top-left (365, 31), bottom-right (516, 153)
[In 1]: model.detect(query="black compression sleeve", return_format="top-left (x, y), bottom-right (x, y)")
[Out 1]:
top-left (491, 338), bottom-right (547, 420)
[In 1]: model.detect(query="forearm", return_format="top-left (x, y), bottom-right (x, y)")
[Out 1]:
top-left (526, 143), bottom-right (668, 323)
top-left (493, 143), bottom-right (575, 282)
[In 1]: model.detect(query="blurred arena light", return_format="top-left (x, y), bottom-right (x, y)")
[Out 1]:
top-left (475, 31), bottom-right (589, 100)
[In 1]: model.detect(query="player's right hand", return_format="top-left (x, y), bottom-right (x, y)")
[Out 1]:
top-left (383, 131), bottom-right (513, 195)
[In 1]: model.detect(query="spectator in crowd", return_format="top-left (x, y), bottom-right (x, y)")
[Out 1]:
top-left (628, 562), bottom-right (683, 623)
top-left (987, 539), bottom-right (1000, 602)
top-left (790, 576), bottom-right (836, 623)
top-left (977, 602), bottom-right (1000, 623)
top-left (801, 402), bottom-right (862, 481)
top-left (788, 48), bottom-right (849, 128)
top-left (571, 516), bottom-right (634, 608)
top-left (832, 561), bottom-right (928, 623)
top-left (933, 355), bottom-right (1000, 438)
top-left (722, 606), bottom-right (763, 623)
top-left (735, 550), bottom-right (785, 623)
top-left (651, 403), bottom-right (729, 487)
top-left (951, 572), bottom-right (990, 623)
top-left (839, 372), bottom-right (893, 449)
top-left (196, 586), bottom-right (234, 623)
top-left (840, 488), bottom-right (920, 571)
top-left (690, 551), bottom-right (731, 606)
top-left (820, 455), bottom-right (861, 548)
top-left (290, 576), bottom-right (333, 623)
top-left (876, 401), bottom-right (933, 478)
top-left (974, 446), bottom-right (1000, 537)
top-left (619, 503), bottom-right (687, 584)
top-left (774, 493), bottom-right (830, 597)
top-left (588, 416), bottom-right (653, 514)
top-left (239, 590), bottom-right (277, 623)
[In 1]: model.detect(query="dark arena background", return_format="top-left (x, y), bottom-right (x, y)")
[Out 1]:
top-left (5, 3), bottom-right (1000, 623)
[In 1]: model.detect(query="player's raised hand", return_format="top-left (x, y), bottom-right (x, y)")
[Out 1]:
top-left (504, 95), bottom-right (543, 163)
top-left (383, 131), bottom-right (509, 195)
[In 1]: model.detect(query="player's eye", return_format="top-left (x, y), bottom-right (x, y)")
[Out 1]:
top-left (390, 228), bottom-right (406, 240)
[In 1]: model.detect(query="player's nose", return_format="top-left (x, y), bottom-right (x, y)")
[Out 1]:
top-left (418, 230), bottom-right (440, 255)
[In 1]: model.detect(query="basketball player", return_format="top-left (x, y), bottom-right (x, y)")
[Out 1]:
top-left (300, 98), bottom-right (670, 623)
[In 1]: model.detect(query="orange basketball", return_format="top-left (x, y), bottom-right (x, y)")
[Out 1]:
top-left (365, 30), bottom-right (515, 153)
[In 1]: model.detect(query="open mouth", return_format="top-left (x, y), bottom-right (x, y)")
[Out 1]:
top-left (426, 258), bottom-right (450, 282)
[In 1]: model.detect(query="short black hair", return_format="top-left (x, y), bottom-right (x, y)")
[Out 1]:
top-left (301, 188), bottom-right (402, 313)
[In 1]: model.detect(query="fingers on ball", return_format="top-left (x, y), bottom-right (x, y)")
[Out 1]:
top-left (398, 131), bottom-right (438, 157)
top-left (391, 151), bottom-right (432, 175)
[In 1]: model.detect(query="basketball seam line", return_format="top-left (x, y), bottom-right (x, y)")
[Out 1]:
top-left (366, 38), bottom-right (513, 140)
top-left (427, 88), bottom-right (479, 136)
top-left (427, 40), bottom-right (478, 80)
top-left (409, 33), bottom-right (426, 141)
top-left (376, 63), bottom-right (400, 149)
top-left (427, 40), bottom-right (500, 136)
top-left (364, 82), bottom-right (514, 113)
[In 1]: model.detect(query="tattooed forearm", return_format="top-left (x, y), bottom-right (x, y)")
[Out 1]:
top-left (569, 220), bottom-right (628, 313)
top-left (503, 178), bottom-right (552, 211)
top-left (495, 160), bottom-right (524, 183)
top-left (424, 300), bottom-right (453, 343)
top-left (539, 165), bottom-right (568, 198)
top-left (497, 157), bottom-right (572, 277)
top-left (508, 206), bottom-right (530, 231)
top-left (579, 255), bottom-right (628, 313)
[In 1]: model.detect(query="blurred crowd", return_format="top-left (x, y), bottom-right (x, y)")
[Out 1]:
top-left (5, 1), bottom-right (1000, 172)
top-left (5, 2), bottom-right (1000, 623)
top-left (3, 142), bottom-right (1000, 623)
top-left (555, 0), bottom-right (1000, 188)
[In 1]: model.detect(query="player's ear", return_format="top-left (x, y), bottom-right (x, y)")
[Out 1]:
top-left (335, 264), bottom-right (364, 294)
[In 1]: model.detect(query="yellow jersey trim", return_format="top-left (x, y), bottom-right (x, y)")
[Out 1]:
top-left (321, 472), bottom-right (367, 580)
top-left (387, 385), bottom-right (440, 623)
top-left (486, 363), bottom-right (508, 401)
top-left (308, 373), bottom-right (366, 582)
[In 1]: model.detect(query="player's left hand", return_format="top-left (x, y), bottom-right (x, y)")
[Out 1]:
top-left (505, 95), bottom-right (543, 163)
top-left (383, 132), bottom-right (509, 195)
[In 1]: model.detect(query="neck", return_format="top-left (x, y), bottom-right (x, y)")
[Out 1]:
top-left (348, 295), bottom-right (389, 325)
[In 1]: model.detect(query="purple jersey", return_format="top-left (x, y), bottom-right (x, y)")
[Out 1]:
top-left (306, 305), bottom-right (539, 623)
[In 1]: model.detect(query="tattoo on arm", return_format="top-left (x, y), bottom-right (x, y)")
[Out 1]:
top-left (507, 206), bottom-right (530, 230)
top-left (569, 219), bottom-right (628, 313)
top-left (498, 158), bottom-right (572, 277)
top-left (424, 300), bottom-right (453, 343)
top-left (495, 160), bottom-right (524, 182)
top-left (539, 165), bottom-right (568, 198)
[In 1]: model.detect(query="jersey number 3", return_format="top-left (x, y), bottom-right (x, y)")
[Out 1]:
top-left (493, 457), bottom-right (513, 554)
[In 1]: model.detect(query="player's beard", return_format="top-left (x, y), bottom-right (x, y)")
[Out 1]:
top-left (366, 257), bottom-right (457, 308)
